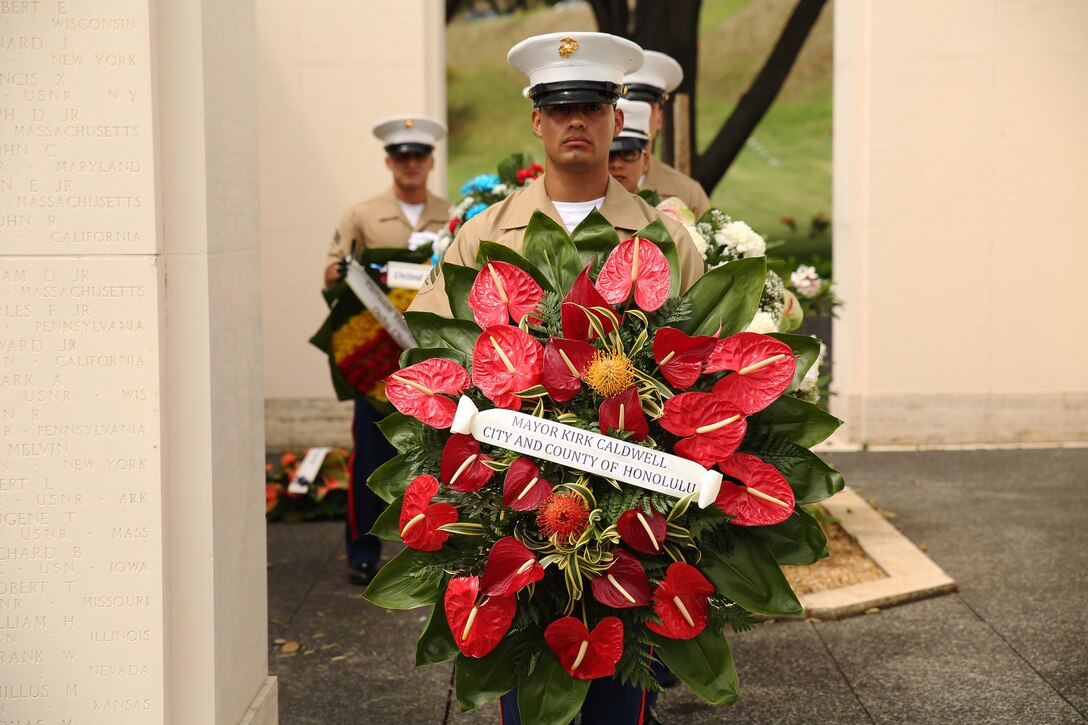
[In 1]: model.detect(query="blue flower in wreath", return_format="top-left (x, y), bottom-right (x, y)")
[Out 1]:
top-left (460, 174), bottom-right (501, 196)
top-left (464, 202), bottom-right (488, 221)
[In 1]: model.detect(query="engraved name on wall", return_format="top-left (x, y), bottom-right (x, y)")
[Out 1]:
top-left (1, 1), bottom-right (164, 720)
top-left (1, 259), bottom-right (164, 721)
top-left (0, 0), bottom-right (155, 256)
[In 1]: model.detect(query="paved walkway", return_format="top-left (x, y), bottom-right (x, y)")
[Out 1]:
top-left (267, 448), bottom-right (1088, 724)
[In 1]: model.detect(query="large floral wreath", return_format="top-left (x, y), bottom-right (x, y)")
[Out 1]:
top-left (363, 209), bottom-right (843, 723)
top-left (310, 241), bottom-right (434, 407)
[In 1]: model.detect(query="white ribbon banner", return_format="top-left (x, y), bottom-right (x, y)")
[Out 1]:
top-left (451, 396), bottom-right (722, 509)
top-left (344, 258), bottom-right (417, 350)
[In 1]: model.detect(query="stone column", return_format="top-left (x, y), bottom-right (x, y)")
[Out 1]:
top-left (0, 1), bottom-right (275, 722)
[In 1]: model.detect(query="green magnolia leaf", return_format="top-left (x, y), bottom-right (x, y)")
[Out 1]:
top-left (742, 436), bottom-right (845, 505)
top-left (455, 644), bottom-right (519, 712)
top-left (632, 218), bottom-right (681, 296)
top-left (367, 454), bottom-right (415, 503)
top-left (767, 332), bottom-right (823, 392)
top-left (477, 242), bottom-right (552, 292)
top-left (676, 257), bottom-right (766, 337)
top-left (360, 245), bottom-right (433, 266)
top-left (748, 396), bottom-right (843, 448)
top-left (516, 650), bottom-right (590, 725)
top-left (783, 448), bottom-right (844, 505)
top-left (398, 346), bottom-right (469, 369)
top-left (570, 207), bottom-right (620, 270)
top-left (743, 508), bottom-right (829, 566)
top-left (522, 211), bottom-right (582, 292)
top-left (403, 311), bottom-right (482, 352)
top-left (443, 263), bottom-right (480, 322)
top-left (700, 536), bottom-right (803, 617)
top-left (376, 412), bottom-right (425, 452)
top-left (368, 494), bottom-right (404, 540)
top-left (416, 598), bottom-right (459, 666)
top-left (650, 629), bottom-right (739, 705)
top-left (363, 547), bottom-right (442, 610)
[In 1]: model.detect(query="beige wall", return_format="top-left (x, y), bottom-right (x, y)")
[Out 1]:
top-left (0, 0), bottom-right (274, 721)
top-left (833, 0), bottom-right (1088, 444)
top-left (259, 1), bottom-right (447, 447)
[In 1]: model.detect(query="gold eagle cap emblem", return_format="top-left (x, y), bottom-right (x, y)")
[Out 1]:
top-left (558, 37), bottom-right (578, 58)
top-left (404, 118), bottom-right (415, 128)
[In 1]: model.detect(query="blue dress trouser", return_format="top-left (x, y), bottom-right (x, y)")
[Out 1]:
top-left (345, 398), bottom-right (395, 566)
top-left (499, 678), bottom-right (646, 724)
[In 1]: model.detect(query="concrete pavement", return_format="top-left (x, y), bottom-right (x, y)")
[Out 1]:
top-left (266, 448), bottom-right (1088, 724)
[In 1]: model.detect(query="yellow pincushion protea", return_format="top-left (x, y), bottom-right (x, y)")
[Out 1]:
top-left (582, 350), bottom-right (636, 398)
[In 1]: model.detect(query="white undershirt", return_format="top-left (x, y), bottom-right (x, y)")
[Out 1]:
top-left (399, 201), bottom-right (425, 228)
top-left (552, 197), bottom-right (606, 232)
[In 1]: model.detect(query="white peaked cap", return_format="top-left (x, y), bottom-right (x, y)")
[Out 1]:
top-left (508, 32), bottom-right (643, 105)
top-left (617, 98), bottom-right (652, 139)
top-left (624, 50), bottom-right (683, 101)
top-left (372, 114), bottom-right (447, 151)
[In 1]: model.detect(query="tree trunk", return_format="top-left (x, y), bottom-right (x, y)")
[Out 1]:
top-left (694, 0), bottom-right (828, 190)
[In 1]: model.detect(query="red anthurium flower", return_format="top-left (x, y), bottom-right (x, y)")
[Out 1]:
top-left (595, 237), bottom-right (670, 312)
top-left (480, 537), bottom-right (545, 596)
top-left (716, 453), bottom-right (795, 525)
top-left (646, 562), bottom-right (715, 640)
top-left (598, 386), bottom-right (649, 441)
top-left (590, 549), bottom-right (651, 608)
top-left (706, 333), bottom-right (797, 414)
top-left (544, 616), bottom-right (624, 680)
top-left (468, 261), bottom-right (545, 328)
top-left (653, 327), bottom-right (717, 389)
top-left (444, 576), bottom-right (517, 658)
top-left (542, 337), bottom-right (595, 403)
top-left (440, 434), bottom-right (494, 492)
top-left (471, 325), bottom-right (544, 410)
top-left (502, 458), bottom-right (554, 511)
top-left (385, 358), bottom-right (470, 429)
top-left (561, 264), bottom-right (616, 342)
top-left (659, 392), bottom-right (748, 468)
top-left (616, 508), bottom-right (667, 554)
top-left (398, 474), bottom-right (458, 551)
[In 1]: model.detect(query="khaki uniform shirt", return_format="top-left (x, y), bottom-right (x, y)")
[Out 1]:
top-left (410, 175), bottom-right (705, 318)
top-left (327, 188), bottom-right (450, 264)
top-left (642, 158), bottom-right (711, 219)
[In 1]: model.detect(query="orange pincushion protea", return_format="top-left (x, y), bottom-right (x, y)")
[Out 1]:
top-left (536, 492), bottom-right (590, 541)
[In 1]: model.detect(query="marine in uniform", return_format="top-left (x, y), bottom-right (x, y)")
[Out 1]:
top-left (409, 32), bottom-right (704, 724)
top-left (410, 40), bottom-right (703, 320)
top-left (326, 114), bottom-right (450, 586)
top-left (608, 97), bottom-right (653, 194)
top-left (625, 50), bottom-right (712, 218)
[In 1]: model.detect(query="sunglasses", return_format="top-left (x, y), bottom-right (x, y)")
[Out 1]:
top-left (391, 151), bottom-right (430, 162)
top-left (609, 149), bottom-right (644, 163)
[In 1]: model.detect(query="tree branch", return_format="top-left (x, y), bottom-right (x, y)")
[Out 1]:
top-left (695, 0), bottom-right (828, 191)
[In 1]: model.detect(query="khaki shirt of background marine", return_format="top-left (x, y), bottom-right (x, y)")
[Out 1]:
top-left (326, 188), bottom-right (450, 264)
top-left (409, 175), bottom-right (706, 318)
top-left (642, 157), bottom-right (711, 219)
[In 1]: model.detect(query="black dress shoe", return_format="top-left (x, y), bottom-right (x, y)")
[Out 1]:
top-left (347, 562), bottom-right (377, 586)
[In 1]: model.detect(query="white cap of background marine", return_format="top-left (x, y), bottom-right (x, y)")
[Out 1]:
top-left (508, 31), bottom-right (643, 107)
top-left (613, 98), bottom-right (652, 151)
top-left (372, 114), bottom-right (447, 155)
top-left (623, 50), bottom-right (683, 104)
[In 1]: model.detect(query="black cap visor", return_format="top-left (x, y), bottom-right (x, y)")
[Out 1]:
top-left (623, 83), bottom-right (667, 105)
top-left (529, 81), bottom-right (622, 108)
top-left (610, 136), bottom-right (648, 153)
top-left (386, 143), bottom-right (434, 156)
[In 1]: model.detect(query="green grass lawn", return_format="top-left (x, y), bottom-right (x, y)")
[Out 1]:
top-left (446, 0), bottom-right (832, 263)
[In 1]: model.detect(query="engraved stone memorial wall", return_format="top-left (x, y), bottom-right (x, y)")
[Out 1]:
top-left (1, 1), bottom-right (164, 721)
